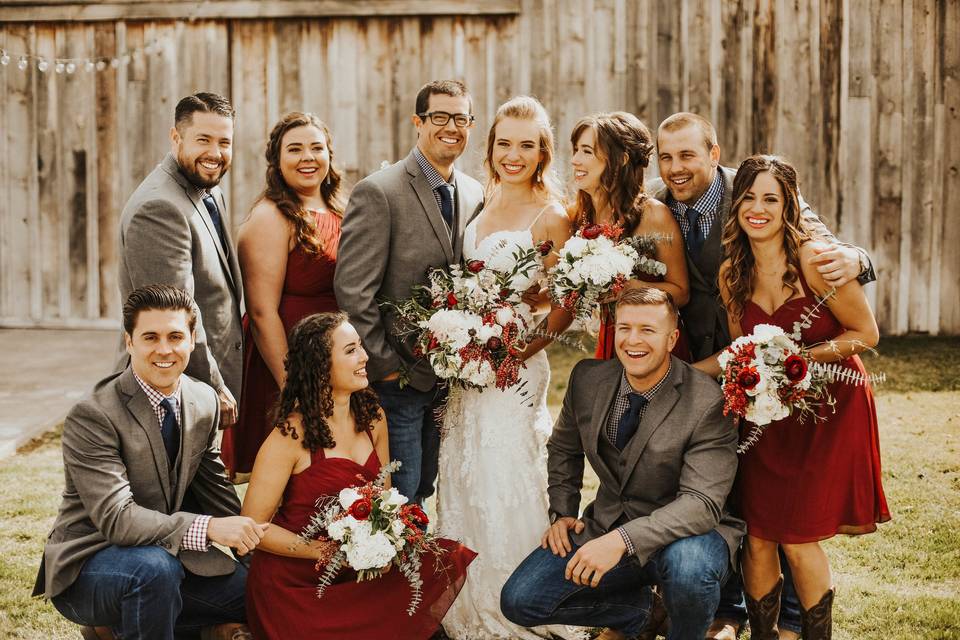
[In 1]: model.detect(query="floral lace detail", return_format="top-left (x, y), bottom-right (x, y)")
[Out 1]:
top-left (437, 225), bottom-right (587, 640)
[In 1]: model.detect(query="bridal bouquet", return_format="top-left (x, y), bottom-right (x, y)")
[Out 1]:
top-left (385, 240), bottom-right (549, 390)
top-left (547, 223), bottom-right (668, 323)
top-left (301, 461), bottom-right (440, 615)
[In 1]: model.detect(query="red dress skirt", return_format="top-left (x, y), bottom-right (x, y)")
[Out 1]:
top-left (223, 212), bottom-right (340, 476)
top-left (246, 443), bottom-right (476, 639)
top-left (735, 276), bottom-right (890, 542)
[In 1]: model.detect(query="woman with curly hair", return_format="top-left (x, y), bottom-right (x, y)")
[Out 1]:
top-left (242, 312), bottom-right (476, 639)
top-left (700, 155), bottom-right (889, 638)
top-left (570, 112), bottom-right (691, 360)
top-left (223, 112), bottom-right (346, 479)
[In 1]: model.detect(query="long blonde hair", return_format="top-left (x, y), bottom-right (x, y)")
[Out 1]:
top-left (483, 96), bottom-right (564, 203)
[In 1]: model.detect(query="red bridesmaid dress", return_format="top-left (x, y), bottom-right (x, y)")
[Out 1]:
top-left (735, 274), bottom-right (890, 542)
top-left (223, 210), bottom-right (341, 477)
top-left (246, 435), bottom-right (476, 639)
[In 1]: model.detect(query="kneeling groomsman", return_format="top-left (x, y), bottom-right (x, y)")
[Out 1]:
top-left (501, 288), bottom-right (745, 640)
top-left (33, 285), bottom-right (267, 640)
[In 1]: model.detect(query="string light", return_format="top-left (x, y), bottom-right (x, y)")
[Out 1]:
top-left (0, 38), bottom-right (164, 74)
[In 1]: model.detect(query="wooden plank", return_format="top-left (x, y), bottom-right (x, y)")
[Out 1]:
top-left (750, 0), bottom-right (776, 153)
top-left (872, 0), bottom-right (905, 335)
top-left (94, 21), bottom-right (121, 319)
top-left (460, 16), bottom-right (488, 180)
top-left (228, 19), bottom-right (270, 221)
top-left (0, 0), bottom-right (523, 22)
top-left (358, 18), bottom-right (397, 177)
top-left (388, 17), bottom-right (421, 163)
top-left (683, 0), bottom-right (712, 115)
top-left (817, 0), bottom-right (843, 228)
top-left (937, 0), bottom-right (960, 333)
top-left (274, 20), bottom-right (303, 116)
top-left (654, 0), bottom-right (681, 123)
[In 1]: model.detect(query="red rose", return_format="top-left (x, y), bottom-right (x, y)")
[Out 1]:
top-left (466, 260), bottom-right (485, 273)
top-left (581, 224), bottom-right (602, 239)
top-left (537, 240), bottom-right (554, 256)
top-left (401, 503), bottom-right (429, 527)
top-left (736, 367), bottom-right (760, 390)
top-left (784, 354), bottom-right (808, 382)
top-left (348, 497), bottom-right (372, 520)
top-left (486, 336), bottom-right (503, 351)
top-left (446, 292), bottom-right (458, 308)
top-left (499, 288), bottom-right (512, 300)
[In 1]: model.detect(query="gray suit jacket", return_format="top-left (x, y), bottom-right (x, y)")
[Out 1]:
top-left (647, 166), bottom-right (875, 359)
top-left (116, 153), bottom-right (243, 399)
top-left (334, 149), bottom-right (484, 391)
top-left (33, 368), bottom-right (241, 599)
top-left (547, 357), bottom-right (746, 566)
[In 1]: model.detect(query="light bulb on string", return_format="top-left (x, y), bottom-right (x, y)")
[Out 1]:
top-left (18, 56), bottom-right (28, 71)
top-left (66, 62), bottom-right (76, 74)
top-left (84, 60), bottom-right (95, 72)
top-left (96, 60), bottom-right (106, 71)
top-left (55, 62), bottom-right (65, 73)
top-left (0, 51), bottom-right (10, 66)
top-left (37, 58), bottom-right (49, 72)
top-left (110, 58), bottom-right (120, 69)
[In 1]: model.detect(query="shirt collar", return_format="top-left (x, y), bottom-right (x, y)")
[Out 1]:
top-left (414, 146), bottom-right (455, 191)
top-left (618, 360), bottom-right (672, 402)
top-left (668, 169), bottom-right (725, 216)
top-left (133, 370), bottom-right (182, 410)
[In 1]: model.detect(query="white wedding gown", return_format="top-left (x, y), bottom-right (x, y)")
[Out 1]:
top-left (438, 222), bottom-right (585, 640)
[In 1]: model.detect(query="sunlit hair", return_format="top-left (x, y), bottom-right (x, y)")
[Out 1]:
top-left (122, 284), bottom-right (197, 335)
top-left (657, 112), bottom-right (718, 153)
top-left (258, 112), bottom-right (345, 254)
top-left (273, 312), bottom-right (381, 451)
top-left (721, 155), bottom-right (809, 322)
top-left (483, 95), bottom-right (564, 204)
top-left (415, 79), bottom-right (472, 115)
top-left (174, 91), bottom-right (235, 133)
top-left (571, 111), bottom-right (654, 236)
top-left (615, 287), bottom-right (678, 327)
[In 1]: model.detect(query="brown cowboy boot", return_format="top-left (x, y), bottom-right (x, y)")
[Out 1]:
top-left (743, 575), bottom-right (783, 640)
top-left (800, 588), bottom-right (834, 640)
top-left (634, 587), bottom-right (669, 640)
top-left (79, 627), bottom-right (116, 640)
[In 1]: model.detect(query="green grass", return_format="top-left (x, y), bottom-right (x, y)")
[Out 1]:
top-left (2, 337), bottom-right (959, 638)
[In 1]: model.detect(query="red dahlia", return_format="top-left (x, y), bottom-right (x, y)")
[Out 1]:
top-left (736, 367), bottom-right (761, 390)
top-left (466, 260), bottom-right (485, 273)
top-left (581, 224), bottom-right (602, 239)
top-left (784, 354), bottom-right (808, 382)
top-left (348, 498), bottom-right (372, 520)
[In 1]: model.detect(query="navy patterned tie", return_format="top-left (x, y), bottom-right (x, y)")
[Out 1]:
top-left (202, 194), bottom-right (228, 253)
top-left (615, 393), bottom-right (648, 451)
top-left (437, 184), bottom-right (454, 230)
top-left (159, 398), bottom-right (181, 465)
top-left (686, 207), bottom-right (704, 257)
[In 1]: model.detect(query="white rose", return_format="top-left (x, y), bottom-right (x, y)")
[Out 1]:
top-left (327, 515), bottom-right (359, 542)
top-left (338, 488), bottom-right (361, 510)
top-left (391, 518), bottom-right (406, 537)
top-left (383, 487), bottom-right (408, 507)
top-left (495, 307), bottom-right (515, 326)
top-left (345, 530), bottom-right (396, 570)
top-left (561, 236), bottom-right (588, 256)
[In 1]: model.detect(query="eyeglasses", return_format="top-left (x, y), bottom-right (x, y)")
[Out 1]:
top-left (417, 111), bottom-right (475, 128)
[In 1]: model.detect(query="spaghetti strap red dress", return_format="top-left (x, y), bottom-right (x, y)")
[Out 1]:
top-left (246, 435), bottom-right (476, 639)
top-left (735, 275), bottom-right (890, 542)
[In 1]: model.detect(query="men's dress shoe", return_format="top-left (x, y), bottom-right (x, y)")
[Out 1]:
top-left (705, 618), bottom-right (740, 640)
top-left (79, 626), bottom-right (116, 640)
top-left (201, 623), bottom-right (254, 640)
top-left (594, 629), bottom-right (629, 640)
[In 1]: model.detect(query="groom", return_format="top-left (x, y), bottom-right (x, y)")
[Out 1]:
top-left (500, 288), bottom-right (745, 640)
top-left (335, 79), bottom-right (484, 502)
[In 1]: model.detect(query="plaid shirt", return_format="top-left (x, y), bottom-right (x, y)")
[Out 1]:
top-left (414, 147), bottom-right (456, 233)
top-left (603, 364), bottom-right (672, 557)
top-left (667, 170), bottom-right (725, 247)
top-left (133, 372), bottom-right (210, 552)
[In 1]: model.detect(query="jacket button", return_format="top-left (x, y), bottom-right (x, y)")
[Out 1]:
top-left (235, 342), bottom-right (241, 351)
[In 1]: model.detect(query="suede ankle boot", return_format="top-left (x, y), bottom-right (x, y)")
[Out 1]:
top-left (800, 588), bottom-right (835, 640)
top-left (744, 575), bottom-right (783, 640)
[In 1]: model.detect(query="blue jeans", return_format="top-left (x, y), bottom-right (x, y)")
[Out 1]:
top-left (51, 545), bottom-right (247, 640)
top-left (715, 546), bottom-right (802, 633)
top-left (501, 531), bottom-right (731, 640)
top-left (371, 379), bottom-right (443, 504)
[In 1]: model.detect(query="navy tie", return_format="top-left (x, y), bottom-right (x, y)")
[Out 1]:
top-left (202, 194), bottom-right (228, 253)
top-left (159, 397), bottom-right (181, 465)
top-left (437, 184), bottom-right (454, 230)
top-left (615, 393), bottom-right (648, 451)
top-left (685, 207), bottom-right (704, 257)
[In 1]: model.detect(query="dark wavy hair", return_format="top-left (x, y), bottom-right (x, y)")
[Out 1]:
top-left (721, 155), bottom-right (809, 321)
top-left (273, 312), bottom-right (382, 451)
top-left (259, 112), bottom-right (345, 254)
top-left (571, 111), bottom-right (654, 235)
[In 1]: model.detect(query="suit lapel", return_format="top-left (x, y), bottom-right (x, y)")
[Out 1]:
top-left (173, 382), bottom-right (199, 509)
top-left (619, 360), bottom-right (683, 491)
top-left (189, 191), bottom-right (238, 294)
top-left (405, 152), bottom-right (455, 264)
top-left (119, 369), bottom-right (173, 507)
top-left (452, 171), bottom-right (475, 262)
top-left (215, 190), bottom-right (243, 308)
top-left (585, 361), bottom-right (622, 483)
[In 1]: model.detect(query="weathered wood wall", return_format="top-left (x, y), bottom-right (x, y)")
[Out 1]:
top-left (1, 0), bottom-right (958, 333)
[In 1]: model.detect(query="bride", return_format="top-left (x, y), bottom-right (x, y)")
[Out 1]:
top-left (437, 96), bottom-right (581, 639)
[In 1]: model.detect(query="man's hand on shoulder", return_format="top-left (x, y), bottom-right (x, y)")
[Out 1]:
top-left (808, 243), bottom-right (862, 288)
top-left (541, 516), bottom-right (584, 557)
top-left (217, 386), bottom-right (237, 429)
top-left (206, 516), bottom-right (269, 556)
top-left (564, 530), bottom-right (627, 588)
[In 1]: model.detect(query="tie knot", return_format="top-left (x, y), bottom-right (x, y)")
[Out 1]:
top-left (160, 397), bottom-right (175, 413)
top-left (627, 392), bottom-right (647, 412)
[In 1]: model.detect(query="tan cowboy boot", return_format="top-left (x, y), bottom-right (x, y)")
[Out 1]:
top-left (594, 629), bottom-right (629, 640)
top-left (201, 623), bottom-right (253, 640)
top-left (705, 617), bottom-right (740, 640)
top-left (799, 588), bottom-right (834, 640)
top-left (743, 575), bottom-right (783, 640)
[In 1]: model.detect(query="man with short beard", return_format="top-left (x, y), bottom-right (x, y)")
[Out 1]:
top-left (116, 92), bottom-right (243, 429)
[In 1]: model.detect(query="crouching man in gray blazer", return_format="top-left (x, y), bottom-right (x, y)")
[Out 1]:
top-left (34, 285), bottom-right (267, 640)
top-left (501, 288), bottom-right (746, 640)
